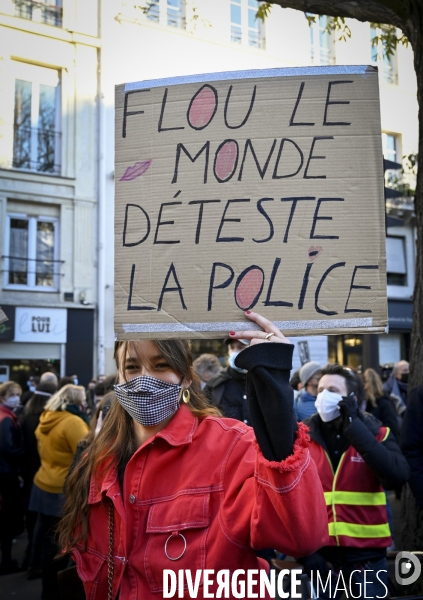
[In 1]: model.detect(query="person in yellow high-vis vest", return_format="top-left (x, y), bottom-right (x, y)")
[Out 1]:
top-left (297, 363), bottom-right (410, 600)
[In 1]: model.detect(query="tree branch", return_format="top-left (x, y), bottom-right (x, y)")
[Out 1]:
top-left (265, 0), bottom-right (406, 30)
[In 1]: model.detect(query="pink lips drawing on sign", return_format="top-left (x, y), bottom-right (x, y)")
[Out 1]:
top-left (308, 246), bottom-right (323, 261)
top-left (235, 267), bottom-right (265, 311)
top-left (120, 159), bottom-right (152, 181)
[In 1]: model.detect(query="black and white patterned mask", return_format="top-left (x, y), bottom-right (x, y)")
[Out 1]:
top-left (114, 375), bottom-right (181, 426)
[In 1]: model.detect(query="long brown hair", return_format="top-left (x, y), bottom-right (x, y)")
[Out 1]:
top-left (364, 368), bottom-right (384, 407)
top-left (57, 339), bottom-right (221, 552)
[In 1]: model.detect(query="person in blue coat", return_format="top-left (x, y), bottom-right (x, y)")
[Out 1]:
top-left (294, 361), bottom-right (321, 422)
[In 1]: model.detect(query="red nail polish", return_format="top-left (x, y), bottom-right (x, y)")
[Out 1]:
top-left (245, 310), bottom-right (251, 315)
top-left (229, 331), bottom-right (235, 335)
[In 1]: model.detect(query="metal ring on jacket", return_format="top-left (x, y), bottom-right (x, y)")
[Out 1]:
top-left (164, 532), bottom-right (187, 561)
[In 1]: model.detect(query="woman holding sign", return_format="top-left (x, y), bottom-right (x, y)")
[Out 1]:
top-left (58, 311), bottom-right (327, 599)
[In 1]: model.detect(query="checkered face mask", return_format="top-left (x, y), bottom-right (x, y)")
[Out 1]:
top-left (114, 376), bottom-right (182, 426)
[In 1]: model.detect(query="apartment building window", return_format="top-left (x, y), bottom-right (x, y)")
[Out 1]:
top-left (386, 236), bottom-right (407, 286)
top-left (145, 0), bottom-right (184, 28)
top-left (382, 132), bottom-right (401, 186)
top-left (145, 0), bottom-right (159, 22)
top-left (167, 0), bottom-right (183, 27)
top-left (371, 26), bottom-right (398, 84)
top-left (231, 0), bottom-right (242, 43)
top-left (13, 62), bottom-right (61, 176)
top-left (14, 0), bottom-right (63, 28)
top-left (248, 0), bottom-right (263, 47)
top-left (4, 214), bottom-right (60, 290)
top-left (230, 0), bottom-right (265, 49)
top-left (382, 132), bottom-right (399, 163)
top-left (309, 15), bottom-right (335, 65)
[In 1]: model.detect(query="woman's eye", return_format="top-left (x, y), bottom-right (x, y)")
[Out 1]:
top-left (155, 363), bottom-right (169, 369)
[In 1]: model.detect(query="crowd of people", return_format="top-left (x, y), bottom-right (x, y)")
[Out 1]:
top-left (0, 317), bottom-right (422, 599)
top-left (0, 370), bottom-right (116, 599)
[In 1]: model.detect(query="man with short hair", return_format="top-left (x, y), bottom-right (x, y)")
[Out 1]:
top-left (298, 363), bottom-right (410, 599)
top-left (39, 372), bottom-right (58, 389)
top-left (204, 339), bottom-right (251, 425)
top-left (294, 361), bottom-right (321, 421)
top-left (384, 360), bottom-right (409, 413)
top-left (94, 381), bottom-right (106, 405)
top-left (58, 376), bottom-right (75, 390)
top-left (193, 354), bottom-right (222, 389)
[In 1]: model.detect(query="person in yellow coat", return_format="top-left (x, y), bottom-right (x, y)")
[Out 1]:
top-left (29, 384), bottom-right (89, 600)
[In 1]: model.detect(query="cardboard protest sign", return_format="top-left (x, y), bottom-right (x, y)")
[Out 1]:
top-left (115, 66), bottom-right (387, 340)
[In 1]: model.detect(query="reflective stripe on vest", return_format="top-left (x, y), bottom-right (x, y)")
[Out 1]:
top-left (324, 491), bottom-right (387, 506)
top-left (381, 428), bottom-right (390, 442)
top-left (328, 522), bottom-right (391, 539)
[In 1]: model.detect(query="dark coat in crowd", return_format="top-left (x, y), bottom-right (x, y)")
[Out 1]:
top-left (0, 405), bottom-right (25, 546)
top-left (365, 395), bottom-right (400, 441)
top-left (20, 412), bottom-right (42, 493)
top-left (400, 385), bottom-right (423, 595)
top-left (204, 366), bottom-right (251, 425)
top-left (400, 384), bottom-right (423, 508)
top-left (306, 411), bottom-right (410, 491)
top-left (0, 405), bottom-right (24, 475)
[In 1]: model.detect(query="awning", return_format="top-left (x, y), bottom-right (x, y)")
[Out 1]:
top-left (388, 300), bottom-right (413, 331)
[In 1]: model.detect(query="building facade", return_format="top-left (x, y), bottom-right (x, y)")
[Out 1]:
top-left (0, 0), bottom-right (100, 387)
top-left (0, 0), bottom-right (418, 382)
top-left (100, 0), bottom-right (418, 373)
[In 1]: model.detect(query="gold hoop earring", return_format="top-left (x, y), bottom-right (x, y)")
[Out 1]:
top-left (182, 389), bottom-right (190, 404)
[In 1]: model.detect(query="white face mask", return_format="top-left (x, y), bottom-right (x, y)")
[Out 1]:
top-left (315, 389), bottom-right (342, 422)
top-left (228, 351), bottom-right (247, 374)
top-left (4, 395), bottom-right (20, 409)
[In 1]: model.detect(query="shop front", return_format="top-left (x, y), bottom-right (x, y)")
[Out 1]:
top-left (380, 299), bottom-right (412, 365)
top-left (327, 299), bottom-right (412, 371)
top-left (0, 305), bottom-right (94, 388)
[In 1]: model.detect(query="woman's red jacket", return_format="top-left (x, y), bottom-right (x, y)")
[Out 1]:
top-left (73, 406), bottom-right (328, 599)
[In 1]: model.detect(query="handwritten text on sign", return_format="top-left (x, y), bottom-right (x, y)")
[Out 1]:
top-left (115, 67), bottom-right (387, 339)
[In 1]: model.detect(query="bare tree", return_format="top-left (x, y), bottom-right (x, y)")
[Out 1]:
top-left (262, 0), bottom-right (422, 388)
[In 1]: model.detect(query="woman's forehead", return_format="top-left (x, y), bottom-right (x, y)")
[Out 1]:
top-left (122, 340), bottom-right (160, 361)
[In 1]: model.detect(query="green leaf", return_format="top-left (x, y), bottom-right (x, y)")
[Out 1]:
top-left (305, 14), bottom-right (351, 42)
top-left (370, 23), bottom-right (408, 59)
top-left (256, 2), bottom-right (272, 22)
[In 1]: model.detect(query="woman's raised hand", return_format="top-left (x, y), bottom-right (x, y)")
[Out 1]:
top-left (228, 311), bottom-right (292, 347)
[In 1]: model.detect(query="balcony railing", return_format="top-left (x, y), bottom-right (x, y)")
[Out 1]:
top-left (248, 29), bottom-right (265, 49)
top-left (2, 256), bottom-right (64, 288)
top-left (14, 0), bottom-right (63, 28)
top-left (383, 63), bottom-right (398, 85)
top-left (13, 125), bottom-right (61, 175)
top-left (144, 1), bottom-right (185, 28)
top-left (231, 25), bottom-right (242, 44)
top-left (145, 1), bottom-right (159, 22)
